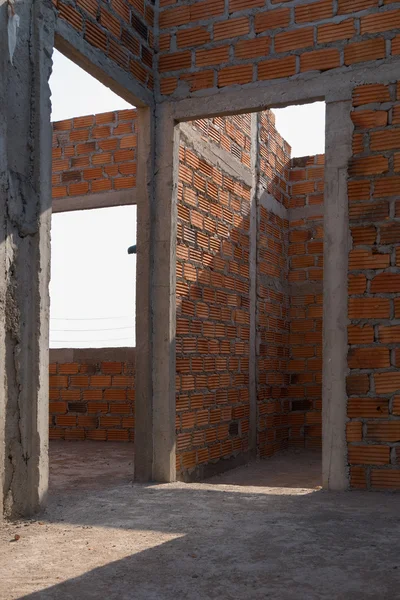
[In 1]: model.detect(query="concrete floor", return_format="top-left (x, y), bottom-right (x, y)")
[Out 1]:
top-left (1, 443), bottom-right (400, 599)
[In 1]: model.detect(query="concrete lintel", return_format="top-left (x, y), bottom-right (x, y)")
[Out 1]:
top-left (179, 123), bottom-right (252, 186)
top-left (55, 20), bottom-right (153, 109)
top-left (52, 188), bottom-right (137, 213)
top-left (322, 99), bottom-right (353, 492)
top-left (259, 190), bottom-right (288, 221)
top-left (169, 58), bottom-right (400, 122)
top-left (49, 347), bottom-right (135, 363)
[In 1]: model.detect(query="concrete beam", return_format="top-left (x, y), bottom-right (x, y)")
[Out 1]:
top-left (49, 347), bottom-right (135, 363)
top-left (52, 188), bottom-right (137, 213)
top-left (55, 19), bottom-right (153, 108)
top-left (169, 58), bottom-right (400, 122)
top-left (0, 0), bottom-right (55, 517)
top-left (322, 100), bottom-right (353, 491)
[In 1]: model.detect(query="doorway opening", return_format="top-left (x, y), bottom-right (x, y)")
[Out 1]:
top-left (49, 50), bottom-right (137, 494)
top-left (176, 102), bottom-right (326, 488)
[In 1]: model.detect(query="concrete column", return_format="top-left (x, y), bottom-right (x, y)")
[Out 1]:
top-left (0, 0), bottom-right (55, 517)
top-left (135, 104), bottom-right (178, 482)
top-left (249, 113), bottom-right (259, 455)
top-left (322, 99), bottom-right (353, 491)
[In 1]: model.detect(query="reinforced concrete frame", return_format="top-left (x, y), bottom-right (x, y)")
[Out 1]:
top-left (4, 0), bottom-right (400, 517)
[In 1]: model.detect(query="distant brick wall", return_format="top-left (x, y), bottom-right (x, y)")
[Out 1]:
top-left (288, 155), bottom-right (325, 451)
top-left (256, 111), bottom-right (291, 458)
top-left (157, 2), bottom-right (400, 99)
top-left (176, 135), bottom-right (252, 478)
top-left (347, 82), bottom-right (400, 490)
top-left (54, 0), bottom-right (154, 90)
top-left (52, 109), bottom-right (137, 202)
top-left (49, 349), bottom-right (135, 441)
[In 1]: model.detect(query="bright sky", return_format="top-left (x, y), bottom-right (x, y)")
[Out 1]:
top-left (49, 49), bottom-right (325, 348)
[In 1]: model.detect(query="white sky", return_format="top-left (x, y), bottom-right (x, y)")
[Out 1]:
top-left (49, 49), bottom-right (325, 348)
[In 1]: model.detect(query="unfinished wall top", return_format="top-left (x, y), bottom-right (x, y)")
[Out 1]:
top-left (157, 0), bottom-right (400, 100)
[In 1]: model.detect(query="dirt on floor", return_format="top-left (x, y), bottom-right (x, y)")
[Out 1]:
top-left (1, 443), bottom-right (400, 600)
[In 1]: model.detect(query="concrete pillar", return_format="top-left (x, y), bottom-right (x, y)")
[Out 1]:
top-left (249, 113), bottom-right (259, 455)
top-left (135, 104), bottom-right (178, 482)
top-left (0, 0), bottom-right (55, 517)
top-left (322, 99), bottom-right (353, 491)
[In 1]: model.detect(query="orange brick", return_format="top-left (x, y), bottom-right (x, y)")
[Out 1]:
top-left (367, 422), bottom-right (400, 442)
top-left (317, 19), bottom-right (355, 42)
top-left (361, 9), bottom-right (400, 34)
top-left (258, 56), bottom-right (297, 80)
top-left (338, 0), bottom-right (378, 14)
top-left (196, 46), bottom-right (229, 67)
top-left (300, 48), bottom-right (340, 72)
top-left (349, 155), bottom-right (388, 176)
top-left (159, 51), bottom-right (191, 73)
top-left (349, 249), bottom-right (390, 270)
top-left (350, 466), bottom-right (367, 489)
top-left (348, 297), bottom-right (390, 319)
top-left (344, 38), bottom-right (386, 65)
top-left (353, 83), bottom-right (390, 106)
top-left (295, 0), bottom-right (333, 23)
top-left (371, 470), bottom-right (400, 489)
top-left (348, 347), bottom-right (390, 369)
top-left (275, 27), bottom-right (314, 52)
top-left (374, 372), bottom-right (400, 394)
top-left (177, 26), bottom-right (209, 48)
top-left (347, 421), bottom-right (363, 442)
top-left (348, 397), bottom-right (388, 418)
top-left (351, 110), bottom-right (387, 129)
top-left (379, 325), bottom-right (400, 343)
top-left (348, 445), bottom-right (390, 465)
top-left (348, 325), bottom-right (374, 344)
top-left (218, 65), bottom-right (253, 88)
top-left (254, 8), bottom-right (290, 32)
top-left (371, 272), bottom-right (400, 293)
top-left (214, 17), bottom-right (249, 40)
top-left (235, 37), bottom-right (270, 59)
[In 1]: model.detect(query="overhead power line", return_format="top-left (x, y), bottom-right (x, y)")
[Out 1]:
top-left (50, 316), bottom-right (132, 321)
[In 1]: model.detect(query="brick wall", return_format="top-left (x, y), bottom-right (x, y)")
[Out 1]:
top-left (190, 113), bottom-right (252, 167)
top-left (176, 133), bottom-right (252, 478)
top-left (55, 0), bottom-right (154, 90)
top-left (49, 349), bottom-right (135, 441)
top-left (158, 1), bottom-right (400, 99)
top-left (288, 155), bottom-right (324, 450)
top-left (256, 111), bottom-right (291, 458)
top-left (347, 82), bottom-right (400, 490)
top-left (52, 109), bottom-right (137, 202)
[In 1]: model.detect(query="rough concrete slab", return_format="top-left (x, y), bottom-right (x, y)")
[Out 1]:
top-left (1, 448), bottom-right (400, 600)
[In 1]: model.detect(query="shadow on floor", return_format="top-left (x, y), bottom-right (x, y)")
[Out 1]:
top-left (3, 452), bottom-right (400, 600)
top-left (6, 483), bottom-right (400, 600)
